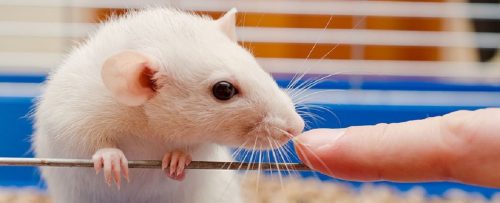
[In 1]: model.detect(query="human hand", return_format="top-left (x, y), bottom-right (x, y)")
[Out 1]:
top-left (294, 108), bottom-right (500, 188)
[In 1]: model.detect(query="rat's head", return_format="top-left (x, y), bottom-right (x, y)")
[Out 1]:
top-left (101, 8), bottom-right (304, 149)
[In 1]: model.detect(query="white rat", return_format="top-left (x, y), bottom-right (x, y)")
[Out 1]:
top-left (33, 8), bottom-right (304, 203)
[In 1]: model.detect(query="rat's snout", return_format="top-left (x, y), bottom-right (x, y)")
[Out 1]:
top-left (258, 90), bottom-right (305, 143)
top-left (287, 112), bottom-right (305, 137)
top-left (263, 111), bottom-right (304, 141)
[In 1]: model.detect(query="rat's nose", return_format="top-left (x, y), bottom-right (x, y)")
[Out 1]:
top-left (287, 114), bottom-right (305, 137)
top-left (286, 128), bottom-right (301, 137)
top-left (286, 116), bottom-right (304, 137)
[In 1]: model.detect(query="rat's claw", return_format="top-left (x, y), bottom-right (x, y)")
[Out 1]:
top-left (104, 156), bottom-right (112, 186)
top-left (92, 154), bottom-right (104, 174)
top-left (169, 152), bottom-right (179, 177)
top-left (162, 150), bottom-right (191, 181)
top-left (111, 157), bottom-right (121, 189)
top-left (161, 153), bottom-right (171, 171)
top-left (91, 148), bottom-right (129, 189)
top-left (176, 155), bottom-right (192, 176)
top-left (121, 156), bottom-right (130, 183)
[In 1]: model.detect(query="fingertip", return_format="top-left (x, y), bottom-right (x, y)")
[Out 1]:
top-left (295, 128), bottom-right (345, 149)
top-left (293, 128), bottom-right (379, 180)
top-left (293, 128), bottom-right (345, 170)
top-left (292, 119), bottom-right (459, 183)
top-left (293, 140), bottom-right (312, 168)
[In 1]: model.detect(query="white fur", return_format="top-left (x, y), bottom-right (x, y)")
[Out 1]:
top-left (33, 8), bottom-right (303, 203)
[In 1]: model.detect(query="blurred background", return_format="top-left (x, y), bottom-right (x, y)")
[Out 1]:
top-left (0, 0), bottom-right (500, 202)
top-left (0, 0), bottom-right (499, 80)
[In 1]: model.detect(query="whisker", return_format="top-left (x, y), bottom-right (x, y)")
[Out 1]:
top-left (296, 112), bottom-right (313, 129)
top-left (230, 140), bottom-right (249, 158)
top-left (288, 77), bottom-right (317, 98)
top-left (225, 139), bottom-right (250, 169)
top-left (293, 89), bottom-right (338, 105)
top-left (288, 16), bottom-right (367, 111)
top-left (245, 13), bottom-right (265, 51)
top-left (273, 139), bottom-right (293, 177)
top-left (287, 15), bottom-right (335, 90)
top-left (271, 128), bottom-right (303, 179)
top-left (291, 74), bottom-right (335, 101)
top-left (235, 138), bottom-right (256, 171)
top-left (271, 139), bottom-right (292, 203)
top-left (312, 16), bottom-right (367, 66)
top-left (294, 139), bottom-right (336, 178)
top-left (243, 138), bottom-right (259, 178)
top-left (283, 143), bottom-right (299, 162)
top-left (299, 110), bottom-right (326, 124)
top-left (298, 103), bottom-right (342, 128)
top-left (266, 137), bottom-right (284, 190)
top-left (256, 144), bottom-right (263, 194)
top-left (296, 105), bottom-right (323, 127)
top-left (222, 137), bottom-right (258, 203)
top-left (238, 137), bottom-right (257, 171)
top-left (288, 139), bottom-right (323, 181)
top-left (273, 126), bottom-right (335, 178)
top-left (216, 137), bottom-right (249, 202)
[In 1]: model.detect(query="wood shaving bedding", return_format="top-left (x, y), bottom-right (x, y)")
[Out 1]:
top-left (1, 174), bottom-right (498, 203)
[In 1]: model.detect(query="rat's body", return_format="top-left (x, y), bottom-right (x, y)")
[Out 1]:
top-left (33, 8), bottom-right (303, 203)
top-left (36, 138), bottom-right (237, 202)
top-left (36, 137), bottom-right (237, 202)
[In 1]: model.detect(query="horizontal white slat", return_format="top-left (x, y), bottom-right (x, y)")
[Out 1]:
top-left (0, 82), bottom-right (41, 97)
top-left (1, 52), bottom-right (499, 80)
top-left (0, 52), bottom-right (62, 74)
top-left (0, 0), bottom-right (498, 19)
top-left (1, 82), bottom-right (500, 107)
top-left (0, 22), bottom-right (96, 38)
top-left (0, 6), bottom-right (96, 22)
top-left (1, 22), bottom-right (498, 48)
top-left (303, 89), bottom-right (500, 107)
top-left (238, 27), bottom-right (497, 49)
top-left (258, 58), bottom-right (500, 80)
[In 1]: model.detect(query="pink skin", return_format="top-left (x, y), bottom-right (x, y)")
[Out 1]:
top-left (94, 10), bottom-right (300, 188)
top-left (101, 51), bottom-right (157, 107)
top-left (295, 108), bottom-right (500, 188)
top-left (161, 150), bottom-right (192, 181)
top-left (33, 8), bottom-right (301, 203)
top-left (99, 51), bottom-right (197, 184)
top-left (92, 148), bottom-right (129, 189)
top-left (92, 149), bottom-right (192, 188)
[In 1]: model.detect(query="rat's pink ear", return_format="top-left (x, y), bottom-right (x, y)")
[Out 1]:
top-left (101, 51), bottom-right (158, 106)
top-left (216, 8), bottom-right (238, 42)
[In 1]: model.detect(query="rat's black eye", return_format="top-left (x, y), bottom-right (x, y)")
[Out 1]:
top-left (212, 81), bottom-right (238, 101)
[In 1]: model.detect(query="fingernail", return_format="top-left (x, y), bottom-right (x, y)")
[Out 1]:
top-left (295, 129), bottom-right (345, 152)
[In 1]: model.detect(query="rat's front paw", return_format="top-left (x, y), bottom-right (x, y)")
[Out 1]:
top-left (92, 148), bottom-right (129, 189)
top-left (162, 150), bottom-right (192, 181)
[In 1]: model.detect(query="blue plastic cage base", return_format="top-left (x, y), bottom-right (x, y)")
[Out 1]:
top-left (1, 77), bottom-right (500, 198)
